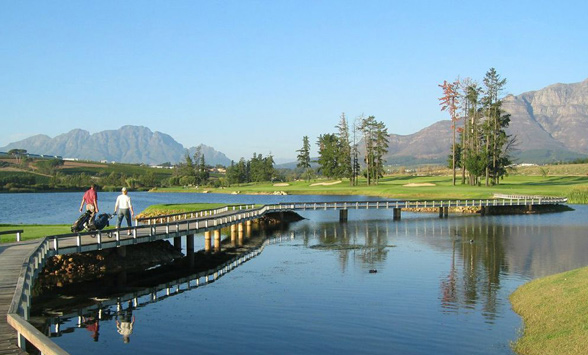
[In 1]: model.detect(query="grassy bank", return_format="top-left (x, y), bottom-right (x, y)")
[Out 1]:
top-left (510, 266), bottom-right (588, 355)
top-left (153, 175), bottom-right (588, 203)
top-left (0, 224), bottom-right (71, 243)
top-left (136, 203), bottom-right (233, 219)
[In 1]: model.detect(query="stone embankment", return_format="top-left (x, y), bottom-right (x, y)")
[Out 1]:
top-left (405, 206), bottom-right (481, 214)
top-left (405, 204), bottom-right (572, 215)
top-left (36, 241), bottom-right (183, 290)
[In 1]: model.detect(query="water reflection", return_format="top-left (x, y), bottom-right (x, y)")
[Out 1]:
top-left (30, 207), bottom-right (588, 355)
top-left (33, 231), bottom-right (291, 342)
top-left (287, 212), bottom-right (588, 325)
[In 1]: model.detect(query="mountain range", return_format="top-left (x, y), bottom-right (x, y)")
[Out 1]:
top-left (384, 78), bottom-right (588, 165)
top-left (3, 78), bottom-right (588, 166)
top-left (0, 126), bottom-right (232, 166)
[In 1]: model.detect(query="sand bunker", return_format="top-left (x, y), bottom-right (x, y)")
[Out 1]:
top-left (310, 181), bottom-right (342, 186)
top-left (273, 183), bottom-right (290, 187)
top-left (403, 183), bottom-right (436, 187)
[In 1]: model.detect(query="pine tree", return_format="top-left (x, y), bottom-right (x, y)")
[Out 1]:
top-left (482, 68), bottom-right (508, 185)
top-left (335, 113), bottom-right (353, 184)
top-left (316, 133), bottom-right (340, 179)
top-left (360, 116), bottom-right (389, 185)
top-left (296, 136), bottom-right (312, 181)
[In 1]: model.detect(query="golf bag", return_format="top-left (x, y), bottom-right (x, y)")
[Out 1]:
top-left (71, 210), bottom-right (95, 233)
top-left (94, 213), bottom-right (113, 230)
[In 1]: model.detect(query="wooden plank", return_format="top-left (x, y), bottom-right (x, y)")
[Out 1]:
top-left (0, 241), bottom-right (39, 355)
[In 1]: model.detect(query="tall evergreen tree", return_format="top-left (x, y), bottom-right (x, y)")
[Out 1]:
top-left (193, 146), bottom-right (209, 185)
top-left (335, 113), bottom-right (353, 184)
top-left (316, 133), bottom-right (340, 179)
top-left (482, 68), bottom-right (508, 185)
top-left (351, 116), bottom-right (362, 186)
top-left (296, 136), bottom-right (312, 182)
top-left (450, 69), bottom-right (512, 186)
top-left (360, 116), bottom-right (389, 185)
top-left (462, 80), bottom-right (483, 185)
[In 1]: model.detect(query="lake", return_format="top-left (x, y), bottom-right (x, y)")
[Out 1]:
top-left (2, 192), bottom-right (588, 354)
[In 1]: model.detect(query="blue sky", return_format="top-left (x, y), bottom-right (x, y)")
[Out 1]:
top-left (1, 1), bottom-right (587, 162)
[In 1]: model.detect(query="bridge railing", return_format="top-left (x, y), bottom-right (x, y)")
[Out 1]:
top-left (47, 205), bottom-right (271, 255)
top-left (263, 197), bottom-right (568, 211)
top-left (7, 238), bottom-right (69, 355)
top-left (493, 193), bottom-right (568, 202)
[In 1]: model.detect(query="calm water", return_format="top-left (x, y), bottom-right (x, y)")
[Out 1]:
top-left (3, 192), bottom-right (588, 355)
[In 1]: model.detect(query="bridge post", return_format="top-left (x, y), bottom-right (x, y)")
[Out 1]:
top-left (214, 229), bottom-right (221, 252)
top-left (439, 207), bottom-right (448, 218)
top-left (246, 220), bottom-right (252, 238)
top-left (174, 237), bottom-right (182, 251)
top-left (204, 231), bottom-right (212, 252)
top-left (393, 208), bottom-right (402, 220)
top-left (339, 209), bottom-right (348, 223)
top-left (187, 234), bottom-right (194, 254)
top-left (230, 224), bottom-right (237, 246)
top-left (187, 234), bottom-right (195, 268)
top-left (238, 223), bottom-right (244, 246)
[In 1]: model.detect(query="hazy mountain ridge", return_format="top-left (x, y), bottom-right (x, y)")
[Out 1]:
top-left (0, 125), bottom-right (232, 166)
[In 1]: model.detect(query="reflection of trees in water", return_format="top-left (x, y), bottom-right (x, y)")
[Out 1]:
top-left (440, 221), bottom-right (508, 323)
top-left (296, 216), bottom-right (510, 322)
top-left (295, 220), bottom-right (392, 272)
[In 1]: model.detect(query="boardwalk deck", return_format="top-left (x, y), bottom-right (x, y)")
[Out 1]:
top-left (0, 241), bottom-right (39, 355)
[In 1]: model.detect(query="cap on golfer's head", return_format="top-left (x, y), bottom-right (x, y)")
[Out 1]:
top-left (122, 187), bottom-right (127, 192)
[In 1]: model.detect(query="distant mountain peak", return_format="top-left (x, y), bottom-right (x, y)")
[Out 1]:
top-left (0, 125), bottom-right (232, 166)
top-left (384, 78), bottom-right (588, 165)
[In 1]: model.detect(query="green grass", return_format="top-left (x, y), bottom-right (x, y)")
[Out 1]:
top-left (0, 224), bottom-right (71, 243)
top-left (510, 266), bottom-right (588, 354)
top-left (137, 203), bottom-right (233, 218)
top-left (567, 186), bottom-right (588, 204)
top-left (155, 175), bottom-right (588, 202)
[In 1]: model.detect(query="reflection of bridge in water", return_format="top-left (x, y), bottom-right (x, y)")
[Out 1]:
top-left (41, 234), bottom-right (293, 338)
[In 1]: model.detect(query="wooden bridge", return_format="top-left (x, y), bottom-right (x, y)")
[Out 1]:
top-left (2, 196), bottom-right (569, 354)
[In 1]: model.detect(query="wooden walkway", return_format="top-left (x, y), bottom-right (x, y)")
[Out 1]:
top-left (0, 241), bottom-right (38, 355)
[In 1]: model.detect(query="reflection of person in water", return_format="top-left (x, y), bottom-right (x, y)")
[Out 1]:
top-left (82, 316), bottom-right (100, 342)
top-left (117, 301), bottom-right (136, 344)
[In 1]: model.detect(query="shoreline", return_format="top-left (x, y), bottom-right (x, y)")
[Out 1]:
top-left (510, 266), bottom-right (588, 354)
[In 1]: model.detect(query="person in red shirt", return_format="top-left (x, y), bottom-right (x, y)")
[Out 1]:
top-left (79, 184), bottom-right (99, 214)
top-left (83, 316), bottom-right (100, 342)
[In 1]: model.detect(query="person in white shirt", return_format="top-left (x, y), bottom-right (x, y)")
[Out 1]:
top-left (114, 187), bottom-right (134, 235)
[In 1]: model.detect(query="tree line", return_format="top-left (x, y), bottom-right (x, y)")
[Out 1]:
top-left (297, 113), bottom-right (389, 185)
top-left (439, 68), bottom-right (513, 186)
